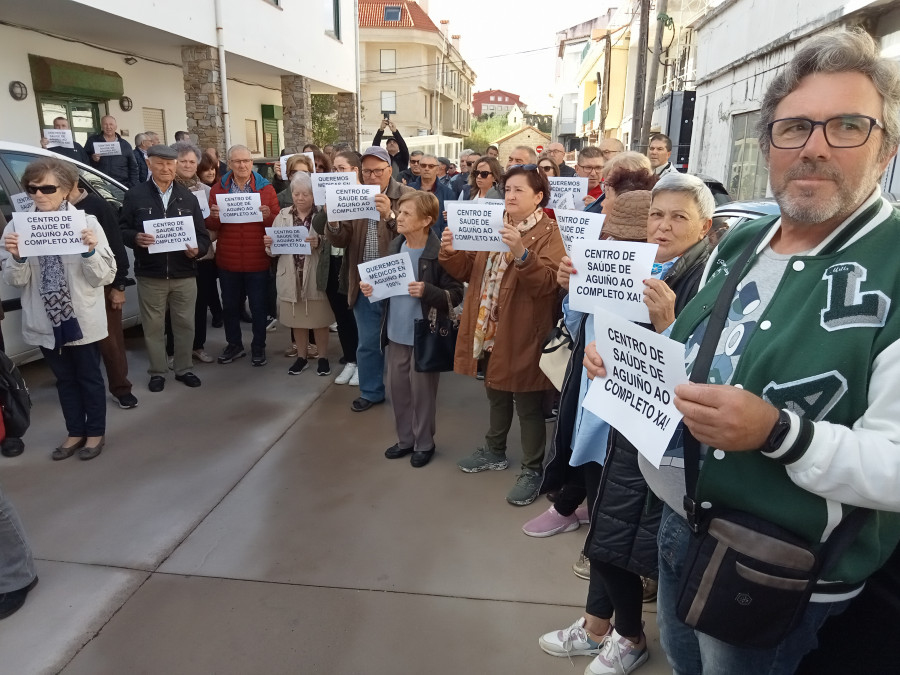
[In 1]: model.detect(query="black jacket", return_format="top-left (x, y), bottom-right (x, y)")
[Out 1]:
top-left (48, 143), bottom-right (90, 165)
top-left (120, 180), bottom-right (211, 279)
top-left (134, 148), bottom-right (149, 183)
top-left (72, 191), bottom-right (129, 289)
top-left (559, 163), bottom-right (577, 178)
top-left (542, 238), bottom-right (711, 577)
top-left (379, 232), bottom-right (464, 348)
top-left (373, 128), bottom-right (410, 174)
top-left (85, 133), bottom-right (139, 187)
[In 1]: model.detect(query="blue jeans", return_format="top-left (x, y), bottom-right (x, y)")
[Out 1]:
top-left (41, 343), bottom-right (106, 437)
top-left (0, 484), bottom-right (35, 593)
top-left (353, 294), bottom-right (385, 402)
top-left (656, 505), bottom-right (850, 675)
top-left (218, 269), bottom-right (268, 351)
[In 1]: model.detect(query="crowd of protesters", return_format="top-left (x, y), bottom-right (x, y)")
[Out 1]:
top-left (1, 26), bottom-right (900, 675)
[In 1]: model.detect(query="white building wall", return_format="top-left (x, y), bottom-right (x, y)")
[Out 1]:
top-left (227, 80), bottom-right (285, 154)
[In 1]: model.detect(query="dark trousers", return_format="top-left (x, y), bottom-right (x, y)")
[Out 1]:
top-left (197, 259), bottom-right (222, 324)
top-left (98, 287), bottom-right (132, 397)
top-left (40, 343), bottom-right (106, 437)
top-left (484, 387), bottom-right (546, 472)
top-left (554, 464), bottom-right (587, 517)
top-left (325, 254), bottom-right (357, 363)
top-left (583, 460), bottom-right (644, 638)
top-left (219, 269), bottom-right (268, 351)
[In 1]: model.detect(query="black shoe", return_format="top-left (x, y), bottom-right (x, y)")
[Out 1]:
top-left (351, 397), bottom-right (383, 412)
top-left (410, 448), bottom-right (435, 468)
top-left (317, 358), bottom-right (331, 376)
top-left (251, 349), bottom-right (267, 367)
top-left (211, 316), bottom-right (224, 328)
top-left (0, 438), bottom-right (24, 458)
top-left (175, 372), bottom-right (202, 387)
top-left (545, 490), bottom-right (560, 503)
top-left (149, 376), bottom-right (165, 392)
top-left (288, 358), bottom-right (309, 375)
top-left (217, 344), bottom-right (246, 364)
top-left (384, 443), bottom-right (414, 459)
top-left (116, 393), bottom-right (139, 409)
top-left (0, 577), bottom-right (38, 621)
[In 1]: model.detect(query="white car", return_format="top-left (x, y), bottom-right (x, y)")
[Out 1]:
top-left (0, 141), bottom-right (140, 364)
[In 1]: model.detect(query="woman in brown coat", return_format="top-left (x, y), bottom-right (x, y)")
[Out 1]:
top-left (440, 164), bottom-right (566, 506)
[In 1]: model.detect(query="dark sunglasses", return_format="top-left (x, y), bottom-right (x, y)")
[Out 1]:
top-left (475, 170), bottom-right (493, 179)
top-left (540, 165), bottom-right (554, 173)
top-left (26, 184), bottom-right (61, 195)
top-left (510, 164), bottom-right (538, 171)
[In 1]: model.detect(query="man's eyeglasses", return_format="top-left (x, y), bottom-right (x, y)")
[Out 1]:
top-left (418, 163), bottom-right (438, 170)
top-left (409, 158), bottom-right (420, 166)
top-left (475, 170), bottom-right (493, 179)
top-left (25, 184), bottom-right (60, 195)
top-left (361, 167), bottom-right (387, 177)
top-left (509, 164), bottom-right (538, 171)
top-left (768, 115), bottom-right (882, 149)
top-left (578, 165), bottom-right (604, 174)
top-left (464, 160), bottom-right (477, 167)
top-left (600, 149), bottom-right (620, 158)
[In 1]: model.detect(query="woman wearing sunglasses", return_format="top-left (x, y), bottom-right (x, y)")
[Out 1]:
top-left (538, 154), bottom-right (561, 178)
top-left (440, 164), bottom-right (566, 506)
top-left (1, 158), bottom-right (115, 460)
top-left (460, 157), bottom-right (503, 201)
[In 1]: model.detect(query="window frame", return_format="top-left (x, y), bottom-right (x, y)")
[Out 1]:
top-left (245, 119), bottom-right (260, 154)
top-left (383, 5), bottom-right (401, 21)
top-left (380, 49), bottom-right (397, 74)
top-left (380, 91), bottom-right (397, 115)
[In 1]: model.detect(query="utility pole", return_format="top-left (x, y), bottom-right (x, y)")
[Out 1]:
top-left (641, 0), bottom-right (668, 151)
top-left (630, 0), bottom-right (651, 152)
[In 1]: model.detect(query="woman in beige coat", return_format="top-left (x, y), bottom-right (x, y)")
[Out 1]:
top-left (264, 172), bottom-right (334, 376)
top-left (440, 164), bottom-right (566, 506)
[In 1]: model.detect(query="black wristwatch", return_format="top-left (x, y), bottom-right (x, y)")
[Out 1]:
top-left (112, 281), bottom-right (127, 292)
top-left (761, 409), bottom-right (791, 454)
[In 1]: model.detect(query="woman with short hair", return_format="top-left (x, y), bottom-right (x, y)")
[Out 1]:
top-left (1, 157), bottom-right (116, 460)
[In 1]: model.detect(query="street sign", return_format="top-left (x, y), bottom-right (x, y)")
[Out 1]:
top-left (536, 145), bottom-right (544, 153)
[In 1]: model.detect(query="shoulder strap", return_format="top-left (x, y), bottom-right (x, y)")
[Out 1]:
top-left (683, 223), bottom-right (772, 531)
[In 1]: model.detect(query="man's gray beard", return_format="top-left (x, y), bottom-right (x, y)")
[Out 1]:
top-left (773, 162), bottom-right (880, 225)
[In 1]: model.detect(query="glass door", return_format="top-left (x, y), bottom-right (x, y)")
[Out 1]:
top-left (39, 98), bottom-right (103, 146)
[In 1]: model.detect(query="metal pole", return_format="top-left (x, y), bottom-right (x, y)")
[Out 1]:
top-left (630, 0), bottom-right (650, 151)
top-left (641, 0), bottom-right (668, 151)
top-left (214, 0), bottom-right (231, 151)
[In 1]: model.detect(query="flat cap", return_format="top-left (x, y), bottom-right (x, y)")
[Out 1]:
top-left (147, 144), bottom-right (178, 160)
top-left (362, 146), bottom-right (391, 163)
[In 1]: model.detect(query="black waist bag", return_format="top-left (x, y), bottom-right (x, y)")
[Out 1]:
top-left (676, 224), bottom-right (868, 649)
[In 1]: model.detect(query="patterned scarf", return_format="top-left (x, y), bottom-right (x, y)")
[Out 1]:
top-left (176, 175), bottom-right (200, 190)
top-left (472, 207), bottom-right (543, 358)
top-left (291, 208), bottom-right (313, 279)
top-left (38, 201), bottom-right (83, 349)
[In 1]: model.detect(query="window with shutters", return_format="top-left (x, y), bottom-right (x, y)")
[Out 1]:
top-left (380, 49), bottom-right (396, 74)
top-left (142, 107), bottom-right (166, 144)
top-left (245, 119), bottom-right (260, 153)
top-left (262, 118), bottom-right (279, 157)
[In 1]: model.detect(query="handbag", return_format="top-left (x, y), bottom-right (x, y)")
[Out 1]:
top-left (413, 291), bottom-right (459, 372)
top-left (539, 318), bottom-right (573, 391)
top-left (675, 224), bottom-right (869, 649)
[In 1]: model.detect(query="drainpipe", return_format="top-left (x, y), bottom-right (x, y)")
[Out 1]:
top-left (354, 0), bottom-right (361, 148)
top-left (214, 0), bottom-right (232, 150)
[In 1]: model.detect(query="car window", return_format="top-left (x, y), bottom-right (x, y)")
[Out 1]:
top-left (0, 150), bottom-right (125, 211)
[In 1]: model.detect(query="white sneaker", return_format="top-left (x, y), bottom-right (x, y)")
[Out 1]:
top-left (192, 349), bottom-right (214, 363)
top-left (349, 367), bottom-right (359, 386)
top-left (585, 628), bottom-right (648, 675)
top-left (539, 617), bottom-right (609, 658)
top-left (329, 322), bottom-right (338, 332)
top-left (335, 362), bottom-right (357, 385)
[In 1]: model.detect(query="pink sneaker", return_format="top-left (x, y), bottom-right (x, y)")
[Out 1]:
top-left (575, 504), bottom-right (590, 524)
top-left (522, 506), bottom-right (580, 538)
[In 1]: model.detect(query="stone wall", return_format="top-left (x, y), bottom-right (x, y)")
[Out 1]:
top-left (281, 75), bottom-right (312, 152)
top-left (336, 92), bottom-right (359, 147)
top-left (181, 46), bottom-right (225, 154)
top-left (496, 127), bottom-right (551, 165)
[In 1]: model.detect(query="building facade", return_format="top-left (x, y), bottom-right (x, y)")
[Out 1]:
top-left (359, 1), bottom-right (475, 158)
top-left (0, 0), bottom-right (358, 157)
top-left (473, 89), bottom-right (524, 118)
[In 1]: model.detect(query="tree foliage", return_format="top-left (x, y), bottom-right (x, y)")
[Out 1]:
top-left (311, 94), bottom-right (339, 146)
top-left (467, 116), bottom-right (514, 153)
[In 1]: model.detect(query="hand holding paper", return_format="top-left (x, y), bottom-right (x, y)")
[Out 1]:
top-left (673, 383), bottom-right (780, 452)
top-left (357, 252), bottom-right (414, 301)
top-left (568, 240), bottom-right (657, 321)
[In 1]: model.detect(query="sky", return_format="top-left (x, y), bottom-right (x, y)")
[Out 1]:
top-left (423, 0), bottom-right (611, 114)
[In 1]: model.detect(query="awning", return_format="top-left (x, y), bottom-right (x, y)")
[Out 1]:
top-left (29, 54), bottom-right (124, 100)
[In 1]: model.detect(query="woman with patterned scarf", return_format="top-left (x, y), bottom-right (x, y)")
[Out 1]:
top-left (440, 163), bottom-right (566, 506)
top-left (1, 158), bottom-right (115, 460)
top-left (264, 171), bottom-right (334, 377)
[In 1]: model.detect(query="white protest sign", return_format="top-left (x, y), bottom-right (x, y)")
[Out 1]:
top-left (12, 210), bottom-right (89, 256)
top-left (552, 190), bottom-right (577, 211)
top-left (312, 172), bottom-right (354, 206)
top-left (555, 209), bottom-right (606, 253)
top-left (191, 188), bottom-right (210, 218)
top-left (279, 152), bottom-right (317, 179)
top-left (474, 198), bottom-right (505, 206)
top-left (582, 307), bottom-right (687, 466)
top-left (325, 185), bottom-right (380, 222)
top-left (218, 192), bottom-right (263, 223)
top-left (549, 177), bottom-right (589, 211)
top-left (44, 129), bottom-right (74, 149)
top-left (569, 240), bottom-right (658, 322)
top-left (145, 217), bottom-right (198, 254)
top-left (265, 226), bottom-right (311, 255)
top-left (93, 141), bottom-right (121, 156)
top-left (11, 192), bottom-right (34, 212)
top-left (303, 151), bottom-right (316, 171)
top-left (358, 252), bottom-right (415, 301)
top-left (445, 200), bottom-right (508, 252)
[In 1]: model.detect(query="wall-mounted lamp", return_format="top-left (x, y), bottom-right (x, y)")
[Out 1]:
top-left (8, 81), bottom-right (27, 101)
top-left (119, 96), bottom-right (133, 112)
top-left (124, 56), bottom-right (138, 66)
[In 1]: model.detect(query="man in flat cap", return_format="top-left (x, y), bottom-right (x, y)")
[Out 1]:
top-left (120, 144), bottom-right (211, 392)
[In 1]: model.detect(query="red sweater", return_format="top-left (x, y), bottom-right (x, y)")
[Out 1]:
top-left (207, 173), bottom-right (280, 273)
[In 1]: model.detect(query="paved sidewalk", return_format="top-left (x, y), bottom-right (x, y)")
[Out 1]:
top-left (0, 327), bottom-right (672, 675)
